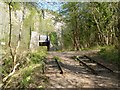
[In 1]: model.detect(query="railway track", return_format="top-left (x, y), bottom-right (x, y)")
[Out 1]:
top-left (43, 57), bottom-right (64, 74)
top-left (44, 53), bottom-right (119, 88)
top-left (44, 55), bottom-right (114, 75)
top-left (75, 55), bottom-right (114, 75)
top-left (54, 58), bottom-right (63, 74)
top-left (43, 52), bottom-right (118, 88)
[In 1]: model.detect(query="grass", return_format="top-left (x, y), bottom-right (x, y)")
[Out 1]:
top-left (81, 45), bottom-right (103, 51)
top-left (53, 56), bottom-right (62, 62)
top-left (81, 45), bottom-right (119, 65)
top-left (2, 47), bottom-right (48, 88)
top-left (98, 45), bottom-right (119, 64)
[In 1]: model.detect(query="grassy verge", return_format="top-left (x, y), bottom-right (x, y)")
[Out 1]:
top-left (81, 45), bottom-right (119, 65)
top-left (81, 45), bottom-right (103, 51)
top-left (98, 46), bottom-right (119, 64)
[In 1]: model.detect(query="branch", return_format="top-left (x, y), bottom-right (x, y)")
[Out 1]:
top-left (91, 11), bottom-right (102, 34)
top-left (3, 63), bottom-right (20, 83)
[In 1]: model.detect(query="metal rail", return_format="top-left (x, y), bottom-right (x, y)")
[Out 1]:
top-left (76, 57), bottom-right (98, 75)
top-left (84, 55), bottom-right (114, 72)
top-left (55, 58), bottom-right (63, 74)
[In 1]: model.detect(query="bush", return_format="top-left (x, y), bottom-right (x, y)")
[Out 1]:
top-left (2, 47), bottom-right (47, 88)
top-left (21, 69), bottom-right (32, 87)
top-left (98, 46), bottom-right (119, 64)
top-left (18, 48), bottom-right (47, 87)
top-left (2, 56), bottom-right (13, 75)
top-left (29, 48), bottom-right (47, 64)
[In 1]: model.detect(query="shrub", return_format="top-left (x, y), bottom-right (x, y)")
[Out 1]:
top-left (99, 46), bottom-right (119, 64)
top-left (2, 47), bottom-right (47, 88)
top-left (29, 48), bottom-right (47, 64)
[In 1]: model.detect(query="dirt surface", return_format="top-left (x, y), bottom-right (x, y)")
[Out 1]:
top-left (44, 50), bottom-right (119, 88)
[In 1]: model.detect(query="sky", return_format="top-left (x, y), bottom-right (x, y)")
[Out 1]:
top-left (38, 2), bottom-right (64, 12)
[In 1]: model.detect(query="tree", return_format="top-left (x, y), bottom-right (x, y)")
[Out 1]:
top-left (117, 2), bottom-right (120, 66)
top-left (13, 2), bottom-right (25, 66)
top-left (60, 2), bottom-right (118, 50)
top-left (8, 1), bottom-right (14, 62)
top-left (60, 2), bottom-right (82, 50)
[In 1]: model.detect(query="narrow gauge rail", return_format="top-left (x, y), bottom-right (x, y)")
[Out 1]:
top-left (43, 58), bottom-right (64, 74)
top-left (84, 55), bottom-right (114, 72)
top-left (44, 55), bottom-right (114, 75)
top-left (75, 55), bottom-right (114, 75)
top-left (55, 58), bottom-right (64, 74)
top-left (76, 57), bottom-right (98, 75)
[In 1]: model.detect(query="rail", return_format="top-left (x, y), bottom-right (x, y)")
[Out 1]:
top-left (55, 58), bottom-right (63, 74)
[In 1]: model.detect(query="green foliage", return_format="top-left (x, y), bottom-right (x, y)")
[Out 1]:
top-left (29, 47), bottom-right (47, 64)
top-left (23, 7), bottom-right (36, 29)
top-left (98, 46), bottom-right (119, 64)
top-left (40, 18), bottom-right (55, 34)
top-left (62, 28), bottom-right (73, 50)
top-left (21, 70), bottom-right (32, 87)
top-left (2, 2), bottom-right (50, 88)
top-left (29, 52), bottom-right (45, 64)
top-left (53, 56), bottom-right (62, 62)
top-left (2, 57), bottom-right (13, 75)
top-left (2, 47), bottom-right (47, 88)
top-left (53, 56), bottom-right (59, 60)
top-left (49, 32), bottom-right (58, 45)
top-left (60, 2), bottom-right (118, 50)
top-left (81, 45), bottom-right (102, 51)
top-left (11, 2), bottom-right (21, 10)
top-left (18, 64), bottom-right (41, 88)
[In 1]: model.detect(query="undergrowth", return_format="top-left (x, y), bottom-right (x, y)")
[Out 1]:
top-left (2, 47), bottom-right (48, 88)
top-left (53, 56), bottom-right (62, 62)
top-left (98, 46), bottom-right (119, 64)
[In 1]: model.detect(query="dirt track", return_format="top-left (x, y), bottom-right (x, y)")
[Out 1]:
top-left (45, 51), bottom-right (119, 88)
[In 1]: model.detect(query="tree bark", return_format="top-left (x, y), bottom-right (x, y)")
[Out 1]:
top-left (8, 2), bottom-right (14, 62)
top-left (3, 63), bottom-right (20, 83)
top-left (13, 3), bottom-right (25, 66)
top-left (118, 2), bottom-right (120, 66)
top-left (117, 2), bottom-right (120, 87)
top-left (74, 16), bottom-right (80, 51)
top-left (73, 30), bottom-right (76, 50)
top-left (28, 26), bottom-right (32, 49)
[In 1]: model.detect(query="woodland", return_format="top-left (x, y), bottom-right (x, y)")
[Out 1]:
top-left (0, 1), bottom-right (120, 88)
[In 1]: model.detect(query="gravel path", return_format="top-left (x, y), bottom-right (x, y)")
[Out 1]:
top-left (45, 51), bottom-right (119, 88)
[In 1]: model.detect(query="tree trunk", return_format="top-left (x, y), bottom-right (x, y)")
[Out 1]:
top-left (104, 33), bottom-right (109, 45)
top-left (8, 2), bottom-right (14, 62)
top-left (13, 3), bottom-right (25, 66)
top-left (92, 12), bottom-right (102, 34)
top-left (73, 30), bottom-right (76, 50)
top-left (109, 29), bottom-right (113, 45)
top-left (75, 36), bottom-right (80, 51)
top-left (118, 2), bottom-right (120, 66)
top-left (117, 2), bottom-right (120, 87)
top-left (28, 26), bottom-right (32, 49)
top-left (75, 16), bottom-right (80, 51)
